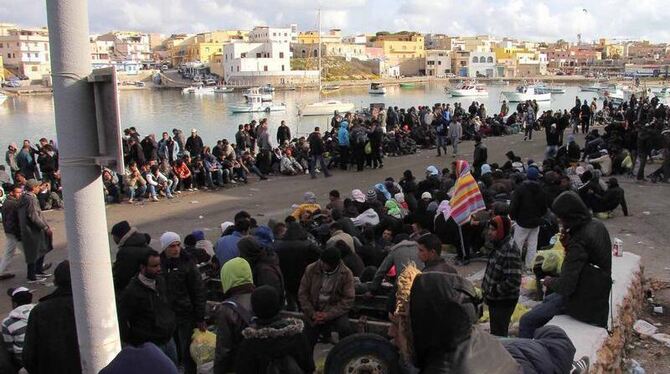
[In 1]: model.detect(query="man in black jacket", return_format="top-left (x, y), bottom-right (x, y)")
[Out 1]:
top-left (118, 250), bottom-right (177, 363)
top-left (509, 167), bottom-right (547, 270)
top-left (111, 220), bottom-right (153, 293)
top-left (185, 129), bottom-right (204, 158)
top-left (23, 261), bottom-right (81, 374)
top-left (159, 232), bottom-right (206, 374)
top-left (277, 120), bottom-right (292, 145)
top-left (472, 135), bottom-right (487, 178)
top-left (519, 191), bottom-right (612, 338)
top-left (307, 127), bottom-right (331, 179)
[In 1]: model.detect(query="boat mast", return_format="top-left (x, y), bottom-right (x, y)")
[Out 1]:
top-left (318, 8), bottom-right (322, 93)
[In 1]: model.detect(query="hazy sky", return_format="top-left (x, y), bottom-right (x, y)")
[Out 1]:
top-left (1, 0), bottom-right (669, 42)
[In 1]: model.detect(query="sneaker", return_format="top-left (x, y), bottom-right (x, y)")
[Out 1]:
top-left (27, 277), bottom-right (46, 284)
top-left (230, 180), bottom-right (237, 184)
top-left (0, 273), bottom-right (16, 281)
top-left (187, 188), bottom-right (194, 192)
top-left (151, 196), bottom-right (159, 202)
top-left (176, 190), bottom-right (182, 194)
top-left (193, 187), bottom-right (199, 191)
top-left (128, 198), bottom-right (135, 203)
top-left (36, 271), bottom-right (52, 277)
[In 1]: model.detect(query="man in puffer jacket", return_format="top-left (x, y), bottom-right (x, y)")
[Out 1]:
top-left (110, 220), bottom-right (153, 293)
top-left (503, 325), bottom-right (577, 374)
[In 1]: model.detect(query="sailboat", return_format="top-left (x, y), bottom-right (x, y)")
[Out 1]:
top-left (299, 9), bottom-right (355, 117)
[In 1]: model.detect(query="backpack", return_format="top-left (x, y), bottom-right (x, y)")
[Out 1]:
top-left (265, 355), bottom-right (305, 374)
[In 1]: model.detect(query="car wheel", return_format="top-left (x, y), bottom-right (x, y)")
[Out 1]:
top-left (324, 333), bottom-right (402, 374)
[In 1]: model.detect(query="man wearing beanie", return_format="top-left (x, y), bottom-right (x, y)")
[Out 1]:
top-left (509, 165), bottom-right (547, 270)
top-left (110, 220), bottom-right (153, 293)
top-left (299, 246), bottom-right (354, 350)
top-left (158, 232), bottom-right (205, 374)
top-left (214, 258), bottom-right (254, 374)
top-left (235, 286), bottom-right (315, 373)
top-left (23, 261), bottom-right (82, 374)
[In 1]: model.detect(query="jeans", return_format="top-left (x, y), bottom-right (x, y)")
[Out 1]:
top-left (179, 176), bottom-right (192, 190)
top-left (637, 149), bottom-right (650, 180)
top-left (487, 298), bottom-right (517, 337)
top-left (449, 137), bottom-right (459, 155)
top-left (304, 314), bottom-right (352, 348)
top-left (149, 184), bottom-right (173, 198)
top-left (309, 155), bottom-right (331, 178)
top-left (436, 136), bottom-right (448, 155)
top-left (175, 321), bottom-right (197, 374)
top-left (128, 185), bottom-right (147, 201)
top-left (524, 124), bottom-right (533, 140)
top-left (169, 177), bottom-right (178, 194)
top-left (519, 293), bottom-right (565, 338)
top-left (545, 145), bottom-right (559, 159)
top-left (206, 169), bottom-right (224, 187)
top-left (158, 338), bottom-right (178, 366)
top-left (0, 233), bottom-right (22, 274)
top-left (513, 225), bottom-right (540, 270)
top-left (27, 256), bottom-right (45, 280)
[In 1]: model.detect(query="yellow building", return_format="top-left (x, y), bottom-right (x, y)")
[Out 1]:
top-left (373, 32), bottom-right (425, 62)
top-left (297, 29), bottom-right (342, 44)
top-left (170, 30), bottom-right (248, 66)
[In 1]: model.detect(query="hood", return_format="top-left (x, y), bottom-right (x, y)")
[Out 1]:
top-left (409, 272), bottom-right (481, 368)
top-left (352, 208), bottom-right (380, 226)
top-left (242, 317), bottom-right (304, 340)
top-left (9, 304), bottom-right (34, 321)
top-left (385, 199), bottom-right (402, 219)
top-left (283, 222), bottom-right (308, 241)
top-left (552, 191), bottom-right (591, 229)
top-left (375, 183), bottom-right (392, 200)
top-left (426, 165), bottom-right (439, 176)
top-left (119, 229), bottom-right (150, 248)
top-left (394, 193), bottom-right (406, 204)
top-left (454, 160), bottom-right (470, 178)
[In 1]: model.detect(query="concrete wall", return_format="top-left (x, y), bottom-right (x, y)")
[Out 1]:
top-left (225, 70), bottom-right (319, 86)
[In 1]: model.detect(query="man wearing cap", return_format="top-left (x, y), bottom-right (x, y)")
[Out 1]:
top-left (111, 220), bottom-right (153, 293)
top-left (118, 250), bottom-right (177, 363)
top-left (2, 287), bottom-right (34, 368)
top-left (185, 129), bottom-right (204, 158)
top-left (0, 185), bottom-right (24, 280)
top-left (509, 166), bottom-right (547, 271)
top-left (23, 261), bottom-right (81, 374)
top-left (159, 232), bottom-right (206, 374)
top-left (299, 247), bottom-right (354, 349)
top-left (18, 179), bottom-right (52, 282)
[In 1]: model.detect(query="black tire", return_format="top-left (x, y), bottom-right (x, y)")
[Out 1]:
top-left (324, 333), bottom-right (402, 374)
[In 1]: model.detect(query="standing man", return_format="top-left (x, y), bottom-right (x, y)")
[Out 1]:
top-left (18, 179), bottom-right (52, 282)
top-left (509, 167), bottom-right (547, 270)
top-left (256, 120), bottom-right (273, 174)
top-left (368, 121), bottom-right (384, 169)
top-left (0, 185), bottom-right (23, 280)
top-left (472, 135), bottom-right (488, 178)
top-left (307, 127), bottom-right (331, 179)
top-left (580, 100), bottom-right (591, 134)
top-left (447, 115), bottom-right (462, 157)
top-left (118, 250), bottom-right (178, 363)
top-left (337, 115), bottom-right (350, 170)
top-left (435, 114), bottom-right (448, 157)
top-left (277, 120), bottom-right (292, 146)
top-left (5, 144), bottom-right (19, 183)
top-left (185, 129), bottom-right (204, 158)
top-left (524, 104), bottom-right (536, 141)
top-left (159, 232), bottom-right (206, 374)
top-left (15, 141), bottom-right (37, 181)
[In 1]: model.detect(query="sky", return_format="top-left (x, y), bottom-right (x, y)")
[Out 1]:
top-left (1, 0), bottom-right (669, 43)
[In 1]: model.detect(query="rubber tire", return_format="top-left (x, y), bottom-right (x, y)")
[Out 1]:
top-left (324, 333), bottom-right (402, 374)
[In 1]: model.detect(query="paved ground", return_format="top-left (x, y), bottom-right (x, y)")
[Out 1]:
top-left (0, 128), bottom-right (668, 368)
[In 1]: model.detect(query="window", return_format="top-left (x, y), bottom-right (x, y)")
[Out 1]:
top-left (240, 53), bottom-right (246, 58)
top-left (281, 65), bottom-right (285, 71)
top-left (237, 66), bottom-right (239, 72)
top-left (487, 56), bottom-right (493, 63)
top-left (264, 65), bottom-right (268, 71)
top-left (273, 33), bottom-right (276, 36)
top-left (35, 53), bottom-right (39, 58)
top-left (472, 56), bottom-right (478, 63)
top-left (6, 53), bottom-right (9, 58)
top-left (427, 61), bottom-right (434, 65)
top-left (256, 53), bottom-right (261, 58)
top-left (231, 66), bottom-right (233, 72)
top-left (438, 61), bottom-right (441, 65)
top-left (279, 52), bottom-right (284, 58)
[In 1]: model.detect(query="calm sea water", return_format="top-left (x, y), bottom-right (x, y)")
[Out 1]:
top-left (0, 82), bottom-right (601, 147)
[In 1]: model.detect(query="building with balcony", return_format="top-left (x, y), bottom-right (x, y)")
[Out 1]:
top-left (468, 52), bottom-right (496, 77)
top-left (425, 50), bottom-right (451, 77)
top-left (372, 32), bottom-right (425, 75)
top-left (0, 27), bottom-right (50, 82)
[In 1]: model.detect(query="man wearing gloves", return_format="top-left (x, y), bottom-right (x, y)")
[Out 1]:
top-left (159, 232), bottom-right (206, 374)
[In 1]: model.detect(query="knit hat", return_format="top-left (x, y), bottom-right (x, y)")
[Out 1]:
top-left (526, 167), bottom-right (540, 181)
top-left (25, 179), bottom-right (40, 190)
top-left (426, 165), bottom-right (439, 176)
top-left (320, 246), bottom-right (341, 266)
top-left (111, 220), bottom-right (131, 239)
top-left (481, 164), bottom-right (492, 176)
top-left (99, 343), bottom-right (178, 374)
top-left (251, 285), bottom-right (281, 320)
top-left (220, 221), bottom-right (234, 234)
top-left (220, 257), bottom-right (253, 293)
top-left (160, 232), bottom-right (181, 251)
top-left (304, 191), bottom-right (317, 204)
top-left (191, 230), bottom-right (205, 242)
top-left (366, 189), bottom-right (378, 202)
top-left (352, 189), bottom-right (365, 203)
top-left (421, 192), bottom-right (432, 200)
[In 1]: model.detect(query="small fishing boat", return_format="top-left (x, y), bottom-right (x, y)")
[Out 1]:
top-left (447, 83), bottom-right (488, 97)
top-left (259, 84), bottom-right (275, 93)
top-left (321, 85), bottom-right (341, 94)
top-left (299, 100), bottom-right (356, 116)
top-left (502, 85), bottom-right (551, 102)
top-left (213, 86), bottom-right (234, 93)
top-left (230, 93), bottom-right (286, 113)
top-left (653, 87), bottom-right (670, 98)
top-left (368, 83), bottom-right (387, 95)
top-left (535, 83), bottom-right (566, 94)
top-left (399, 82), bottom-right (418, 89)
top-left (244, 88), bottom-right (272, 102)
top-left (579, 82), bottom-right (613, 92)
top-left (182, 84), bottom-right (215, 95)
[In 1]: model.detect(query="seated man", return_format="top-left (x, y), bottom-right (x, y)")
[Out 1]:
top-left (520, 191), bottom-right (612, 338)
top-left (299, 247), bottom-right (354, 348)
top-left (591, 177), bottom-right (628, 217)
top-left (2, 287), bottom-right (34, 369)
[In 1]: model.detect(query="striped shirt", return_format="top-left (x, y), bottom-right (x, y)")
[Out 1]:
top-left (2, 304), bottom-right (34, 363)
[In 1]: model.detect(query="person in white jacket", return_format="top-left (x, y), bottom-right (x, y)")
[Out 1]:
top-left (146, 165), bottom-right (174, 201)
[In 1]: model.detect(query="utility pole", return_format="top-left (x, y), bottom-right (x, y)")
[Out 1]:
top-left (45, 0), bottom-right (121, 372)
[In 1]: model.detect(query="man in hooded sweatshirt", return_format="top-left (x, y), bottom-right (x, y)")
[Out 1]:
top-left (519, 191), bottom-right (612, 338)
top-left (214, 258), bottom-right (255, 374)
top-left (110, 220), bottom-right (153, 293)
top-left (509, 166), bottom-right (547, 270)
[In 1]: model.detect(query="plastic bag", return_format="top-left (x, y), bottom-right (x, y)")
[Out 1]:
top-left (510, 303), bottom-right (529, 323)
top-left (364, 141), bottom-right (372, 155)
top-left (190, 329), bottom-right (216, 366)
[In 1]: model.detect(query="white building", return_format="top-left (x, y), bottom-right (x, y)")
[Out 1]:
top-left (425, 50), bottom-right (451, 77)
top-left (0, 27), bottom-right (51, 82)
top-left (469, 51), bottom-right (496, 78)
top-left (223, 26), bottom-right (318, 85)
top-left (342, 34), bottom-right (368, 45)
top-left (96, 31), bottom-right (152, 64)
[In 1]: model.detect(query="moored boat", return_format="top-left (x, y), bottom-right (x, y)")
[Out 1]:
top-left (299, 100), bottom-right (356, 116)
top-left (447, 83), bottom-right (488, 97)
top-left (502, 85), bottom-right (551, 102)
top-left (213, 86), bottom-right (234, 93)
top-left (230, 93), bottom-right (285, 113)
top-left (369, 83), bottom-right (387, 95)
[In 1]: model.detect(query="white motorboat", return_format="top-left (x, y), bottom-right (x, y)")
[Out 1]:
top-left (244, 88), bottom-right (273, 102)
top-left (447, 83), bottom-right (488, 97)
top-left (182, 85), bottom-right (215, 94)
top-left (502, 85), bottom-right (552, 102)
top-left (213, 86), bottom-right (234, 93)
top-left (259, 84), bottom-right (275, 93)
top-left (535, 83), bottom-right (566, 94)
top-left (230, 93), bottom-right (286, 113)
top-left (299, 100), bottom-right (356, 116)
top-left (580, 82), bottom-right (614, 92)
top-left (369, 83), bottom-right (387, 95)
top-left (598, 86), bottom-right (625, 103)
top-left (652, 87), bottom-right (670, 98)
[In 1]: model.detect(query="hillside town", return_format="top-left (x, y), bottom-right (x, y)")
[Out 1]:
top-left (2, 21), bottom-right (670, 88)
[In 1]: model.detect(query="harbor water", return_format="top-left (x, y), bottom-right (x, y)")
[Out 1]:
top-left (1, 82), bottom-right (602, 146)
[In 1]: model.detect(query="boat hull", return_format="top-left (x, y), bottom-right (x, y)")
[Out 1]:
top-left (230, 104), bottom-right (286, 113)
top-left (213, 87), bottom-right (234, 93)
top-left (449, 89), bottom-right (488, 97)
top-left (502, 91), bottom-right (551, 102)
top-left (369, 89), bottom-right (387, 95)
top-left (300, 102), bottom-right (355, 116)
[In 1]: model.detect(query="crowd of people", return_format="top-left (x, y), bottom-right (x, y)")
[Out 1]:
top-left (0, 92), bottom-right (668, 373)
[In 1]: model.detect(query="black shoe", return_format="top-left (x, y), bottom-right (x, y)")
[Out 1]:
top-left (0, 273), bottom-right (15, 281)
